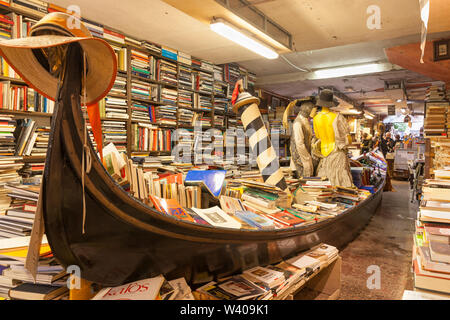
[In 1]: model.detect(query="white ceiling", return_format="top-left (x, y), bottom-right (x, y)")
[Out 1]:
top-left (50, 0), bottom-right (448, 115)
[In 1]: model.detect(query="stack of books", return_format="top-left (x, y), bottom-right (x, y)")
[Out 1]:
top-left (223, 63), bottom-right (241, 87)
top-left (213, 65), bottom-right (224, 82)
top-left (102, 120), bottom-right (127, 153)
top-left (178, 65), bottom-right (193, 90)
top-left (0, 156), bottom-right (23, 215)
top-left (178, 89), bottom-right (193, 109)
top-left (333, 186), bottom-right (361, 206)
top-left (0, 184), bottom-right (38, 239)
top-left (195, 71), bottom-right (213, 94)
top-left (157, 60), bottom-right (178, 86)
top-left (131, 102), bottom-right (154, 123)
top-left (178, 52), bottom-right (192, 66)
top-left (109, 74), bottom-right (127, 97)
top-left (198, 94), bottom-right (212, 112)
top-left (0, 115), bottom-right (16, 156)
top-left (18, 161), bottom-right (44, 186)
top-left (29, 126), bottom-right (49, 157)
top-left (142, 41), bottom-right (162, 56)
top-left (81, 18), bottom-right (104, 39)
top-left (294, 179), bottom-right (334, 204)
top-left (178, 108), bottom-right (195, 126)
top-left (155, 105), bottom-right (177, 126)
top-left (103, 28), bottom-right (125, 45)
top-left (103, 96), bottom-right (128, 119)
top-left (131, 49), bottom-right (151, 79)
top-left (160, 88), bottom-right (177, 106)
top-left (0, 235), bottom-right (69, 300)
top-left (213, 96), bottom-right (229, 114)
top-left (131, 80), bottom-right (158, 102)
top-left (414, 168), bottom-right (450, 295)
top-left (214, 115), bottom-right (225, 127)
top-left (426, 85), bottom-right (447, 102)
top-left (424, 102), bottom-right (448, 138)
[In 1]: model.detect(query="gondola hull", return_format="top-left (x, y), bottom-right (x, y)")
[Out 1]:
top-left (42, 44), bottom-right (384, 287)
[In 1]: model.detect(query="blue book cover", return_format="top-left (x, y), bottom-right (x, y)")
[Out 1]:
top-left (235, 211), bottom-right (275, 230)
top-left (185, 170), bottom-right (226, 198)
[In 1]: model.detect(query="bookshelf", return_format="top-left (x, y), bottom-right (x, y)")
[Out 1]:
top-left (0, 1), bottom-right (276, 164)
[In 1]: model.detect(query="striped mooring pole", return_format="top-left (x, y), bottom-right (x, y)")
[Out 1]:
top-left (232, 89), bottom-right (289, 192)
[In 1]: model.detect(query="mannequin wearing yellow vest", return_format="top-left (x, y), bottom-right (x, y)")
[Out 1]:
top-left (312, 90), bottom-right (354, 188)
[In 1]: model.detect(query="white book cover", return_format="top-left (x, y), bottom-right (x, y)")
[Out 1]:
top-left (192, 206), bottom-right (241, 229)
top-left (243, 266), bottom-right (285, 286)
top-left (92, 275), bottom-right (165, 300)
top-left (286, 254), bottom-right (320, 270)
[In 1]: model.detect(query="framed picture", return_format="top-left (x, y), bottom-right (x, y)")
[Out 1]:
top-left (434, 39), bottom-right (450, 61)
top-left (272, 97), bottom-right (280, 109)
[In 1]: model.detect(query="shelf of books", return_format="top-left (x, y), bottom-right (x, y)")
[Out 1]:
top-left (407, 84), bottom-right (450, 299)
top-left (0, 0), bottom-right (262, 160)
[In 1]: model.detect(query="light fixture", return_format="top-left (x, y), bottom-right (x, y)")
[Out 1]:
top-left (396, 99), bottom-right (403, 103)
top-left (313, 63), bottom-right (387, 79)
top-left (210, 19), bottom-right (279, 60)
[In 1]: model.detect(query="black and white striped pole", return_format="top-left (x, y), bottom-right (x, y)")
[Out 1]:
top-left (232, 80), bottom-right (289, 192)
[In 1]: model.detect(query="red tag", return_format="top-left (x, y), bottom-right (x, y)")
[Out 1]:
top-left (231, 81), bottom-right (241, 106)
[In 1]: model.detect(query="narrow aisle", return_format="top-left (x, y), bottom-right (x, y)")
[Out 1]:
top-left (339, 180), bottom-right (417, 300)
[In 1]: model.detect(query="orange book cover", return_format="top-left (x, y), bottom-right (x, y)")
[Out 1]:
top-left (155, 173), bottom-right (183, 185)
top-left (149, 195), bottom-right (195, 223)
top-left (268, 211), bottom-right (305, 226)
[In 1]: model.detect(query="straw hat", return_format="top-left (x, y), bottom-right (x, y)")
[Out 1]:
top-left (0, 12), bottom-right (117, 106)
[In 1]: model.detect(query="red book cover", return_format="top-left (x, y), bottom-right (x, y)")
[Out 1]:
top-left (0, 16), bottom-right (13, 25)
top-left (268, 211), bottom-right (305, 226)
top-left (13, 87), bottom-right (17, 110)
top-left (104, 28), bottom-right (125, 39)
top-left (22, 87), bottom-right (27, 111)
top-left (155, 173), bottom-right (183, 185)
top-left (0, 84), bottom-right (3, 109)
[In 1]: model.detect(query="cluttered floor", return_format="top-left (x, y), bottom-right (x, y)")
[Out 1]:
top-left (339, 180), bottom-right (417, 300)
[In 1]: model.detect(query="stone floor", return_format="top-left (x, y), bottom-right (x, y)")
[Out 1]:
top-left (339, 180), bottom-right (417, 300)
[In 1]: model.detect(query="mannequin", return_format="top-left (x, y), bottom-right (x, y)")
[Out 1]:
top-left (312, 89), bottom-right (354, 188)
top-left (283, 97), bottom-right (317, 178)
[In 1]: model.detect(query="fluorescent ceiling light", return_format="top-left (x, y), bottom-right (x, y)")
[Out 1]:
top-left (210, 19), bottom-right (279, 60)
top-left (314, 63), bottom-right (386, 79)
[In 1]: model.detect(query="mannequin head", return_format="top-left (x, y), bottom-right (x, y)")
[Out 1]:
top-left (299, 101), bottom-right (315, 118)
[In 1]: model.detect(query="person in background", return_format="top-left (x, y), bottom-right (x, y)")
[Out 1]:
top-left (361, 132), bottom-right (373, 154)
top-left (380, 132), bottom-right (395, 159)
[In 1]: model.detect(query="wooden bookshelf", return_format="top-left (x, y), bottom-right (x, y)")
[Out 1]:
top-left (0, 2), bottom-right (262, 159)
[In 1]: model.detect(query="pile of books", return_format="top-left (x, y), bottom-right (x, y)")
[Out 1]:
top-left (194, 244), bottom-right (338, 300)
top-left (179, 65), bottom-right (193, 90)
top-left (426, 85), bottom-right (447, 102)
top-left (178, 108), bottom-right (195, 126)
top-left (193, 112), bottom-right (212, 128)
top-left (0, 157), bottom-right (23, 215)
top-left (160, 87), bottom-right (177, 106)
top-left (103, 28), bottom-right (125, 45)
top-left (0, 115), bottom-right (16, 156)
top-left (155, 105), bottom-right (177, 126)
top-left (195, 71), bottom-right (213, 94)
top-left (131, 80), bottom-right (158, 102)
top-left (131, 49), bottom-right (151, 79)
top-left (432, 139), bottom-right (450, 171)
top-left (213, 65), bottom-right (224, 82)
top-left (178, 52), bottom-right (192, 66)
top-left (109, 74), bottom-right (127, 97)
top-left (102, 120), bottom-right (127, 153)
top-left (131, 102), bottom-right (154, 123)
top-left (103, 96), bottom-right (128, 120)
top-left (214, 114), bottom-right (225, 127)
top-left (157, 60), bottom-right (178, 86)
top-left (27, 126), bottom-right (49, 157)
top-left (0, 235), bottom-right (70, 300)
top-left (0, 184), bottom-right (38, 239)
top-left (424, 102), bottom-right (448, 138)
top-left (213, 96), bottom-right (229, 114)
top-left (142, 41), bottom-right (162, 56)
top-left (19, 161), bottom-right (44, 186)
top-left (294, 178), bottom-right (334, 204)
top-left (178, 89), bottom-right (193, 109)
top-left (198, 94), bottom-right (212, 112)
top-left (414, 168), bottom-right (450, 295)
top-left (333, 186), bottom-right (362, 206)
